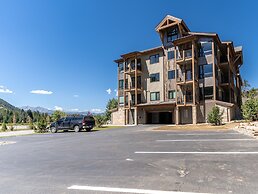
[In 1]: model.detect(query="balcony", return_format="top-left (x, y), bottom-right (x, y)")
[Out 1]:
top-left (125, 63), bottom-right (142, 74)
top-left (124, 84), bottom-right (143, 92)
top-left (176, 49), bottom-right (192, 64)
top-left (186, 95), bottom-right (193, 104)
top-left (176, 71), bottom-right (193, 85)
top-left (177, 95), bottom-right (193, 105)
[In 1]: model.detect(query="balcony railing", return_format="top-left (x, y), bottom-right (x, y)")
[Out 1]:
top-left (186, 95), bottom-right (193, 104)
top-left (176, 49), bottom-right (192, 62)
top-left (177, 96), bottom-right (184, 105)
top-left (125, 63), bottom-right (142, 73)
top-left (176, 72), bottom-right (193, 83)
top-left (177, 93), bottom-right (193, 105)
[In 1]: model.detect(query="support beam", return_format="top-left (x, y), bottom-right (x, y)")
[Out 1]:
top-left (192, 105), bottom-right (197, 124)
top-left (176, 107), bottom-right (180, 125)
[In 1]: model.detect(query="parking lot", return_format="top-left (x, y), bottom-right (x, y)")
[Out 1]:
top-left (0, 125), bottom-right (258, 194)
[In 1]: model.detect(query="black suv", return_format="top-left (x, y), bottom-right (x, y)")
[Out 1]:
top-left (49, 115), bottom-right (95, 133)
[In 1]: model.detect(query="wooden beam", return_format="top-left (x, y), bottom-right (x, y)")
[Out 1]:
top-left (192, 41), bottom-right (196, 104)
top-left (212, 42), bottom-right (216, 101)
top-left (157, 21), bottom-right (179, 31)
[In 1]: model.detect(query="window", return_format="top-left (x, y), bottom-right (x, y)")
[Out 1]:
top-left (150, 54), bottom-right (159, 64)
top-left (168, 70), bottom-right (175, 79)
top-left (130, 60), bottom-right (135, 69)
top-left (150, 73), bottom-right (160, 82)
top-left (204, 86), bottom-right (213, 99)
top-left (198, 41), bottom-right (212, 56)
top-left (119, 80), bottom-right (124, 89)
top-left (199, 64), bottom-right (213, 78)
top-left (186, 69), bottom-right (192, 81)
top-left (118, 62), bottom-right (124, 72)
top-left (137, 94), bottom-right (141, 104)
top-left (167, 28), bottom-right (178, 42)
top-left (204, 64), bottom-right (213, 77)
top-left (119, 96), bottom-right (124, 105)
top-left (199, 65), bottom-right (204, 79)
top-left (168, 90), bottom-right (176, 99)
top-left (150, 92), bottom-right (160, 101)
top-left (167, 51), bottom-right (174, 60)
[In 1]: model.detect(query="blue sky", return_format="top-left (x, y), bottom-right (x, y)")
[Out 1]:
top-left (0, 0), bottom-right (257, 112)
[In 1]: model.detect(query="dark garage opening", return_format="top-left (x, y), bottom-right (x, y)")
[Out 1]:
top-left (147, 112), bottom-right (172, 124)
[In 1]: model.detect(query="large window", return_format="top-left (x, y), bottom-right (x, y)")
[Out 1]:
top-left (167, 50), bottom-right (175, 60)
top-left (119, 96), bottom-right (124, 105)
top-left (150, 73), bottom-right (160, 82)
top-left (119, 80), bottom-right (124, 89)
top-left (168, 90), bottom-right (176, 99)
top-left (118, 62), bottom-right (124, 72)
top-left (150, 92), bottom-right (160, 101)
top-left (198, 41), bottom-right (212, 57)
top-left (199, 64), bottom-right (213, 78)
top-left (150, 54), bottom-right (159, 64)
top-left (167, 28), bottom-right (178, 42)
top-left (168, 70), bottom-right (175, 79)
top-left (204, 86), bottom-right (213, 99)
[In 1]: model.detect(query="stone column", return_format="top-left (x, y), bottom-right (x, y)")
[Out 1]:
top-left (192, 105), bottom-right (197, 124)
top-left (134, 108), bottom-right (138, 125)
top-left (176, 107), bottom-right (180, 125)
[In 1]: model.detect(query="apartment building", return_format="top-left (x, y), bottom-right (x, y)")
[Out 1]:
top-left (112, 15), bottom-right (243, 125)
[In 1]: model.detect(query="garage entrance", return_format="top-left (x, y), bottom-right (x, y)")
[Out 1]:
top-left (147, 112), bottom-right (172, 124)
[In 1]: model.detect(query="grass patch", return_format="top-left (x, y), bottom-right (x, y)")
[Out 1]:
top-left (153, 122), bottom-right (239, 131)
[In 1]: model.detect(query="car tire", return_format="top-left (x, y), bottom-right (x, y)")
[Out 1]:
top-left (74, 125), bottom-right (80, 132)
top-left (50, 127), bottom-right (57, 133)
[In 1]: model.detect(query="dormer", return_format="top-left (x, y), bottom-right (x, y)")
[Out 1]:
top-left (155, 15), bottom-right (190, 47)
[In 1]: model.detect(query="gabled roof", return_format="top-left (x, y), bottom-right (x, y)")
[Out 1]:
top-left (114, 46), bottom-right (163, 62)
top-left (173, 32), bottom-right (222, 47)
top-left (155, 15), bottom-right (190, 32)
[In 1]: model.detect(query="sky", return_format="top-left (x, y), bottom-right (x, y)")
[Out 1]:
top-left (0, 0), bottom-right (257, 112)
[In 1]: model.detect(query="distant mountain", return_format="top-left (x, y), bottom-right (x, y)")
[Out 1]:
top-left (20, 106), bottom-right (103, 115)
top-left (20, 106), bottom-right (53, 114)
top-left (0, 98), bottom-right (103, 116)
top-left (0, 98), bottom-right (20, 111)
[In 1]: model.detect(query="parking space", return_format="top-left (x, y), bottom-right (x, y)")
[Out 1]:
top-left (0, 126), bottom-right (258, 193)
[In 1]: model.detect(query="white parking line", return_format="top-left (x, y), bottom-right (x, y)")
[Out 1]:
top-left (67, 185), bottom-right (208, 194)
top-left (156, 139), bottom-right (256, 142)
top-left (135, 151), bottom-right (258, 155)
top-left (166, 133), bottom-right (239, 136)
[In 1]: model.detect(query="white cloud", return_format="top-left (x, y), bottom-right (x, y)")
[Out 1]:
top-left (0, 86), bottom-right (13, 94)
top-left (73, 94), bottom-right (79, 98)
top-left (91, 108), bottom-right (103, 113)
top-left (106, 88), bottom-right (112, 95)
top-left (30, 90), bottom-right (53, 95)
top-left (54, 106), bottom-right (63, 111)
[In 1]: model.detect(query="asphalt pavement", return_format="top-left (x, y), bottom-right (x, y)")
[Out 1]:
top-left (0, 125), bottom-right (258, 194)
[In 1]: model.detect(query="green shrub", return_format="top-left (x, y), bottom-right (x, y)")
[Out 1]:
top-left (1, 122), bottom-right (7, 132)
top-left (241, 97), bottom-right (258, 121)
top-left (34, 120), bottom-right (47, 133)
top-left (94, 115), bottom-right (107, 128)
top-left (207, 106), bottom-right (223, 125)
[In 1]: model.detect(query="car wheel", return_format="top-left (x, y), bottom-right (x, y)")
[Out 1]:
top-left (50, 127), bottom-right (57, 133)
top-left (74, 125), bottom-right (80, 132)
